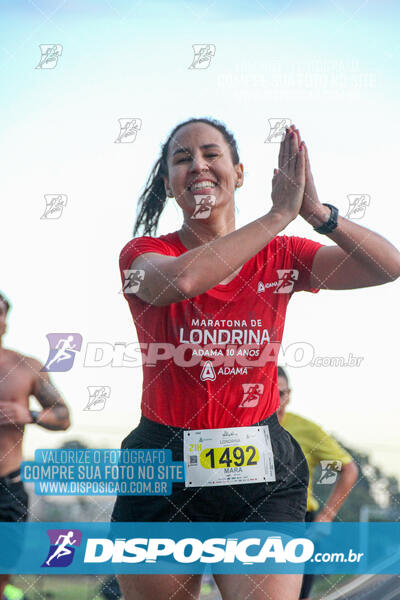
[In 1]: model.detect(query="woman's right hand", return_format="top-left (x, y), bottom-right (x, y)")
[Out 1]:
top-left (270, 127), bottom-right (305, 222)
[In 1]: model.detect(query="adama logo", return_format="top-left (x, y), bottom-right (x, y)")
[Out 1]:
top-left (257, 281), bottom-right (278, 293)
top-left (200, 360), bottom-right (216, 381)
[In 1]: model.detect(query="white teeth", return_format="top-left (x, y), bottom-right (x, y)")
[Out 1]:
top-left (190, 181), bottom-right (217, 191)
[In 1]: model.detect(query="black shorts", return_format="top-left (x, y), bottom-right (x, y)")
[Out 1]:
top-left (112, 412), bottom-right (309, 523)
top-left (0, 471), bottom-right (29, 571)
top-left (0, 471), bottom-right (29, 523)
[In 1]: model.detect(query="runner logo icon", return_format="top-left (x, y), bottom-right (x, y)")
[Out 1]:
top-left (41, 333), bottom-right (83, 372)
top-left (317, 460), bottom-right (342, 484)
top-left (346, 194), bottom-right (370, 220)
top-left (188, 44), bottom-right (216, 70)
top-left (191, 195), bottom-right (216, 219)
top-left (121, 269), bottom-right (145, 294)
top-left (40, 194), bottom-right (67, 220)
top-left (274, 270), bottom-right (299, 294)
top-left (36, 44), bottom-right (63, 69)
top-left (264, 118), bottom-right (292, 143)
top-left (239, 383), bottom-right (264, 408)
top-left (115, 118), bottom-right (142, 143)
top-left (42, 529), bottom-right (82, 567)
top-left (84, 386), bottom-right (111, 411)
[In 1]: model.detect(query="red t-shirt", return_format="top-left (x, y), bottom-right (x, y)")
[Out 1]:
top-left (119, 231), bottom-right (323, 429)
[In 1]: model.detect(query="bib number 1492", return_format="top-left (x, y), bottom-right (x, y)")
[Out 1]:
top-left (200, 445), bottom-right (259, 469)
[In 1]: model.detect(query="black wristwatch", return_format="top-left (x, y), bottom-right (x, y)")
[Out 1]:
top-left (314, 203), bottom-right (339, 234)
top-left (30, 410), bottom-right (40, 424)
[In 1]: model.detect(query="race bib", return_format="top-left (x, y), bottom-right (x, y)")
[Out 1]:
top-left (183, 425), bottom-right (276, 487)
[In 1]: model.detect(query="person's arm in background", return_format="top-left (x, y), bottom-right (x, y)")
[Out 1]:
top-left (315, 461), bottom-right (359, 522)
top-left (0, 360), bottom-right (70, 431)
top-left (27, 358), bottom-right (70, 430)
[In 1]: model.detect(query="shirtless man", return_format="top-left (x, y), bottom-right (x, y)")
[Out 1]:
top-left (0, 292), bottom-right (70, 596)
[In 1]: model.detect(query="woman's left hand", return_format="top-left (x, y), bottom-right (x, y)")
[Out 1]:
top-left (288, 126), bottom-right (400, 288)
top-left (290, 126), bottom-right (330, 226)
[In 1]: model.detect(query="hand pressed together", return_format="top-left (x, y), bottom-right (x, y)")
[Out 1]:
top-left (270, 127), bottom-right (305, 222)
top-left (271, 124), bottom-right (330, 226)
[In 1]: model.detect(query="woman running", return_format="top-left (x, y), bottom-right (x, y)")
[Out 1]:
top-left (112, 118), bottom-right (400, 600)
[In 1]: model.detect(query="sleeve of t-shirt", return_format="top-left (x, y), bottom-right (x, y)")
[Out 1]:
top-left (311, 423), bottom-right (353, 466)
top-left (287, 236), bottom-right (324, 293)
top-left (119, 236), bottom-right (174, 274)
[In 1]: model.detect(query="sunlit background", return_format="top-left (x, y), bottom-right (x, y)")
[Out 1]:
top-left (1, 0), bottom-right (399, 492)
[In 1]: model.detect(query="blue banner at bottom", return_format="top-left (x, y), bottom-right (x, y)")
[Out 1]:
top-left (1, 522), bottom-right (399, 574)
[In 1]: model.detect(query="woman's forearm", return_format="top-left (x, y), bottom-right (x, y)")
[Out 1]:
top-left (298, 135), bottom-right (400, 286)
top-left (177, 210), bottom-right (292, 298)
top-left (328, 218), bottom-right (400, 282)
top-left (308, 204), bottom-right (400, 288)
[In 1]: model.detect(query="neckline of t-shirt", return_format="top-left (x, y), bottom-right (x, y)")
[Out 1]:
top-left (170, 230), bottom-right (253, 295)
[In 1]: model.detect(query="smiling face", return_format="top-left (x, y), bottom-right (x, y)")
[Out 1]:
top-left (163, 122), bottom-right (243, 218)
